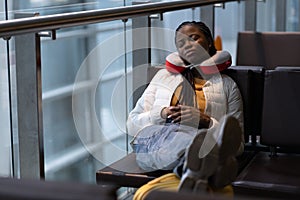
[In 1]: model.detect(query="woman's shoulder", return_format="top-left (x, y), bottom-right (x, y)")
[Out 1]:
top-left (220, 74), bottom-right (241, 95)
top-left (206, 73), bottom-right (235, 84)
top-left (221, 74), bottom-right (237, 85)
top-left (207, 74), bottom-right (238, 91)
top-left (149, 68), bottom-right (182, 89)
top-left (152, 67), bottom-right (178, 79)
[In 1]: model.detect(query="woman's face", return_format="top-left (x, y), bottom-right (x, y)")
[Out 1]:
top-left (176, 25), bottom-right (210, 65)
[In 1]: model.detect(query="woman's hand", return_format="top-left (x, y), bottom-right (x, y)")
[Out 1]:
top-left (161, 105), bottom-right (211, 128)
top-left (161, 106), bottom-right (178, 119)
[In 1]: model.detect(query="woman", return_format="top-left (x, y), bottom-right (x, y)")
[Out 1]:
top-left (127, 21), bottom-right (244, 196)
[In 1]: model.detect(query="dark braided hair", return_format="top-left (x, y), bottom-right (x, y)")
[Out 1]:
top-left (174, 21), bottom-right (217, 107)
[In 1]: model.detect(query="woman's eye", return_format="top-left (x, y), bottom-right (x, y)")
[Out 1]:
top-left (177, 41), bottom-right (184, 48)
top-left (191, 35), bottom-right (199, 41)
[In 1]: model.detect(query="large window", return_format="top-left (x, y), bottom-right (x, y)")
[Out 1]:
top-left (286, 0), bottom-right (300, 31)
top-left (215, 1), bottom-right (245, 65)
top-left (257, 0), bottom-right (300, 32)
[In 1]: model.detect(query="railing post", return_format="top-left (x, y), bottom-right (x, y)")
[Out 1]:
top-left (14, 13), bottom-right (44, 179)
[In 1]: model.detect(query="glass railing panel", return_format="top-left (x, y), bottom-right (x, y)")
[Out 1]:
top-left (42, 19), bottom-right (131, 183)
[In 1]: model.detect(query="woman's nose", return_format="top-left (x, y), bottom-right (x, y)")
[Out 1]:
top-left (183, 40), bottom-right (193, 49)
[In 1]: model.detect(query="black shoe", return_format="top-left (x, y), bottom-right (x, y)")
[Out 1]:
top-left (208, 115), bottom-right (242, 189)
top-left (178, 130), bottom-right (219, 194)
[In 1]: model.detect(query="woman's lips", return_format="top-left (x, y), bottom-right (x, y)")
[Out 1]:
top-left (183, 50), bottom-right (198, 62)
top-left (184, 50), bottom-right (196, 57)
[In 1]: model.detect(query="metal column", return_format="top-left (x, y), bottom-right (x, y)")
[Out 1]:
top-left (200, 5), bottom-right (215, 37)
top-left (14, 13), bottom-right (44, 179)
top-left (245, 0), bottom-right (257, 31)
top-left (131, 1), bottom-right (151, 106)
top-left (276, 0), bottom-right (287, 31)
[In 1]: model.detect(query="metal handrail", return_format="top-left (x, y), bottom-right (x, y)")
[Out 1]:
top-left (0, 0), bottom-right (236, 38)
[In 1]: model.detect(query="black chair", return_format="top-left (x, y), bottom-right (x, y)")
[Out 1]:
top-left (233, 69), bottom-right (300, 199)
top-left (261, 68), bottom-right (300, 150)
top-left (223, 66), bottom-right (265, 144)
top-left (222, 66), bottom-right (265, 174)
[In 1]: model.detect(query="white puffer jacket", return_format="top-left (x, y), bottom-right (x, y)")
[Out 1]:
top-left (127, 68), bottom-right (244, 154)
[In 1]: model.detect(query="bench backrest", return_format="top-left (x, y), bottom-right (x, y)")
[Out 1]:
top-left (237, 32), bottom-right (300, 70)
top-left (223, 66), bottom-right (265, 143)
top-left (261, 67), bottom-right (300, 148)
